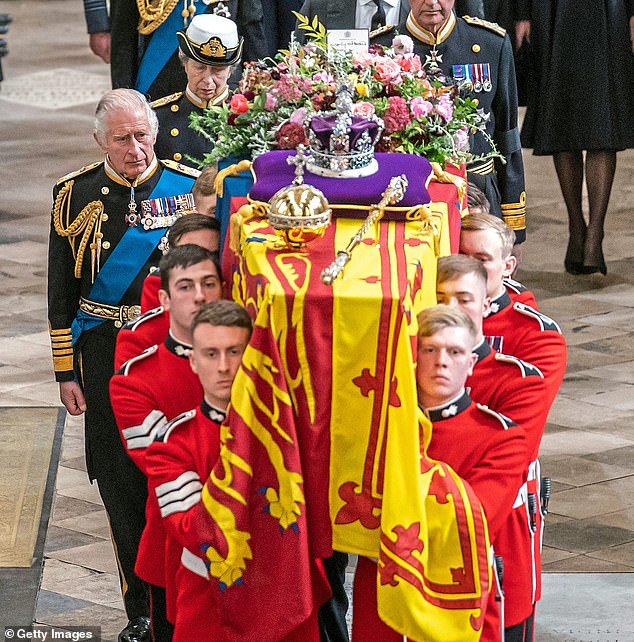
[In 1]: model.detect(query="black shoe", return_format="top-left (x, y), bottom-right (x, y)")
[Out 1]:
top-left (118, 617), bottom-right (150, 642)
top-left (564, 235), bottom-right (586, 275)
top-left (582, 259), bottom-right (607, 276)
top-left (564, 259), bottom-right (585, 275)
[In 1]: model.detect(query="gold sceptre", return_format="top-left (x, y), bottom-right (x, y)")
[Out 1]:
top-left (320, 174), bottom-right (408, 286)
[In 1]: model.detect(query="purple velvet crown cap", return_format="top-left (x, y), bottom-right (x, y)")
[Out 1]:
top-left (249, 150), bottom-right (433, 221)
top-left (308, 114), bottom-right (381, 150)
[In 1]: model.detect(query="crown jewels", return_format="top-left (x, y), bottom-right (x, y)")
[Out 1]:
top-left (304, 85), bottom-right (383, 178)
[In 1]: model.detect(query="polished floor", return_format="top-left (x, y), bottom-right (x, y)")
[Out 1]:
top-left (1, 1), bottom-right (634, 640)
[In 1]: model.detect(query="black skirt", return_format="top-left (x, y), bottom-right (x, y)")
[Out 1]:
top-left (521, 0), bottom-right (634, 155)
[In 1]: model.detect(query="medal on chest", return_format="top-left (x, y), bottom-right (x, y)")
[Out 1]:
top-left (126, 186), bottom-right (139, 226)
top-left (452, 63), bottom-right (492, 92)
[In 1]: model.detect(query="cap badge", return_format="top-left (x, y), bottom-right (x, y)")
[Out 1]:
top-left (201, 37), bottom-right (226, 58)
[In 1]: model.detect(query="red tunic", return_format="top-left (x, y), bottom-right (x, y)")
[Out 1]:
top-left (483, 289), bottom-right (566, 408)
top-left (141, 271), bottom-right (162, 312)
top-left (145, 404), bottom-right (322, 642)
top-left (109, 334), bottom-right (202, 606)
top-left (504, 276), bottom-right (537, 309)
top-left (468, 341), bottom-right (549, 627)
top-left (352, 392), bottom-right (528, 642)
top-left (114, 305), bottom-right (170, 371)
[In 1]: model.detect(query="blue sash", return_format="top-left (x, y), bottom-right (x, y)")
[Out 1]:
top-left (71, 167), bottom-right (195, 344)
top-left (136, 0), bottom-right (205, 96)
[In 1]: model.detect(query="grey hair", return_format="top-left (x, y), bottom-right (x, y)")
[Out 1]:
top-left (94, 89), bottom-right (159, 143)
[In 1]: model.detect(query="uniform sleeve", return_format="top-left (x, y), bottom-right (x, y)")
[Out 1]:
top-left (468, 426), bottom-right (528, 540)
top-left (146, 430), bottom-right (221, 560)
top-left (470, 369), bottom-right (549, 466)
top-left (47, 186), bottom-right (81, 382)
top-left (110, 371), bottom-right (168, 472)
top-left (83, 0), bottom-right (110, 33)
top-left (492, 35), bottom-right (527, 242)
top-left (513, 330), bottom-right (567, 408)
top-left (236, 0), bottom-right (269, 62)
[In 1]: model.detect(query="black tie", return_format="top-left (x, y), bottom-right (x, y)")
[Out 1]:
top-left (371, 0), bottom-right (386, 30)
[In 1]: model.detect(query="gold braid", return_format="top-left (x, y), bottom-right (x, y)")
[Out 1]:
top-left (137, 0), bottom-right (181, 35)
top-left (52, 180), bottom-right (105, 280)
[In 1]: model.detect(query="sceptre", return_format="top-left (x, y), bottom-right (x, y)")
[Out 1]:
top-left (320, 175), bottom-right (408, 286)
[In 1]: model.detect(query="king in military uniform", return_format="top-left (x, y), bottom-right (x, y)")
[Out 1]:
top-left (47, 88), bottom-right (199, 642)
top-left (374, 0), bottom-right (527, 244)
top-left (151, 14), bottom-right (243, 164)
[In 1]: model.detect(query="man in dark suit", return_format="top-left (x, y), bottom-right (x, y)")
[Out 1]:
top-left (296, 0), bottom-right (410, 33)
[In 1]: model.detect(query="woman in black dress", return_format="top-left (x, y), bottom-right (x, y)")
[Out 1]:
top-left (519, 0), bottom-right (634, 274)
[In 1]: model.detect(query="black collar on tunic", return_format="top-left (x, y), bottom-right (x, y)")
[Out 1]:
top-left (421, 389), bottom-right (471, 422)
top-left (164, 331), bottom-right (192, 358)
top-left (473, 338), bottom-right (491, 364)
top-left (488, 289), bottom-right (512, 316)
top-left (200, 399), bottom-right (227, 424)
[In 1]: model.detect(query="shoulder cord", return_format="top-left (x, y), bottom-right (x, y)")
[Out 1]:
top-left (52, 180), bottom-right (104, 281)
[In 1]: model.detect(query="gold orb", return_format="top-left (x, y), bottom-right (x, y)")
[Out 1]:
top-left (267, 183), bottom-right (331, 248)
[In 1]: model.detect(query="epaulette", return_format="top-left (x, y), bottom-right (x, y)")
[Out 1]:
top-left (150, 92), bottom-right (183, 108)
top-left (122, 305), bottom-right (164, 331)
top-left (118, 344), bottom-right (159, 376)
top-left (161, 159), bottom-right (201, 178)
top-left (503, 276), bottom-right (528, 294)
top-left (513, 302), bottom-right (562, 334)
top-left (56, 161), bottom-right (103, 185)
top-left (494, 352), bottom-right (544, 379)
top-left (157, 408), bottom-right (196, 443)
top-left (370, 24), bottom-right (396, 40)
top-left (463, 15), bottom-right (506, 37)
top-left (476, 403), bottom-right (517, 430)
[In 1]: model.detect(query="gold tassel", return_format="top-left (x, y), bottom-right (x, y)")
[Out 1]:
top-left (430, 162), bottom-right (466, 204)
top-left (214, 160), bottom-right (253, 198)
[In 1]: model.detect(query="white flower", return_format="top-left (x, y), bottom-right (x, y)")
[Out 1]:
top-left (392, 34), bottom-right (414, 55)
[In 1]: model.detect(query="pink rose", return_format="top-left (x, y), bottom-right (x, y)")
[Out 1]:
top-left (229, 94), bottom-right (249, 114)
top-left (352, 101), bottom-right (376, 117)
top-left (373, 58), bottom-right (402, 85)
top-left (392, 34), bottom-right (414, 55)
top-left (290, 107), bottom-right (307, 125)
top-left (410, 96), bottom-right (433, 119)
top-left (454, 127), bottom-right (469, 151)
top-left (264, 92), bottom-right (278, 111)
top-left (434, 96), bottom-right (453, 122)
top-left (352, 51), bottom-right (376, 68)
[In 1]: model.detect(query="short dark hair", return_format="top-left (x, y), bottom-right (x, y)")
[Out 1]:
top-left (168, 213), bottom-right (220, 246)
top-left (437, 254), bottom-right (488, 296)
top-left (466, 182), bottom-right (491, 214)
top-left (159, 244), bottom-right (220, 292)
top-left (191, 300), bottom-right (253, 338)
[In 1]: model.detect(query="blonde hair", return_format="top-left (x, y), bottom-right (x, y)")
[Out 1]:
top-left (461, 212), bottom-right (515, 257)
top-left (417, 304), bottom-right (477, 344)
top-left (437, 255), bottom-right (488, 297)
